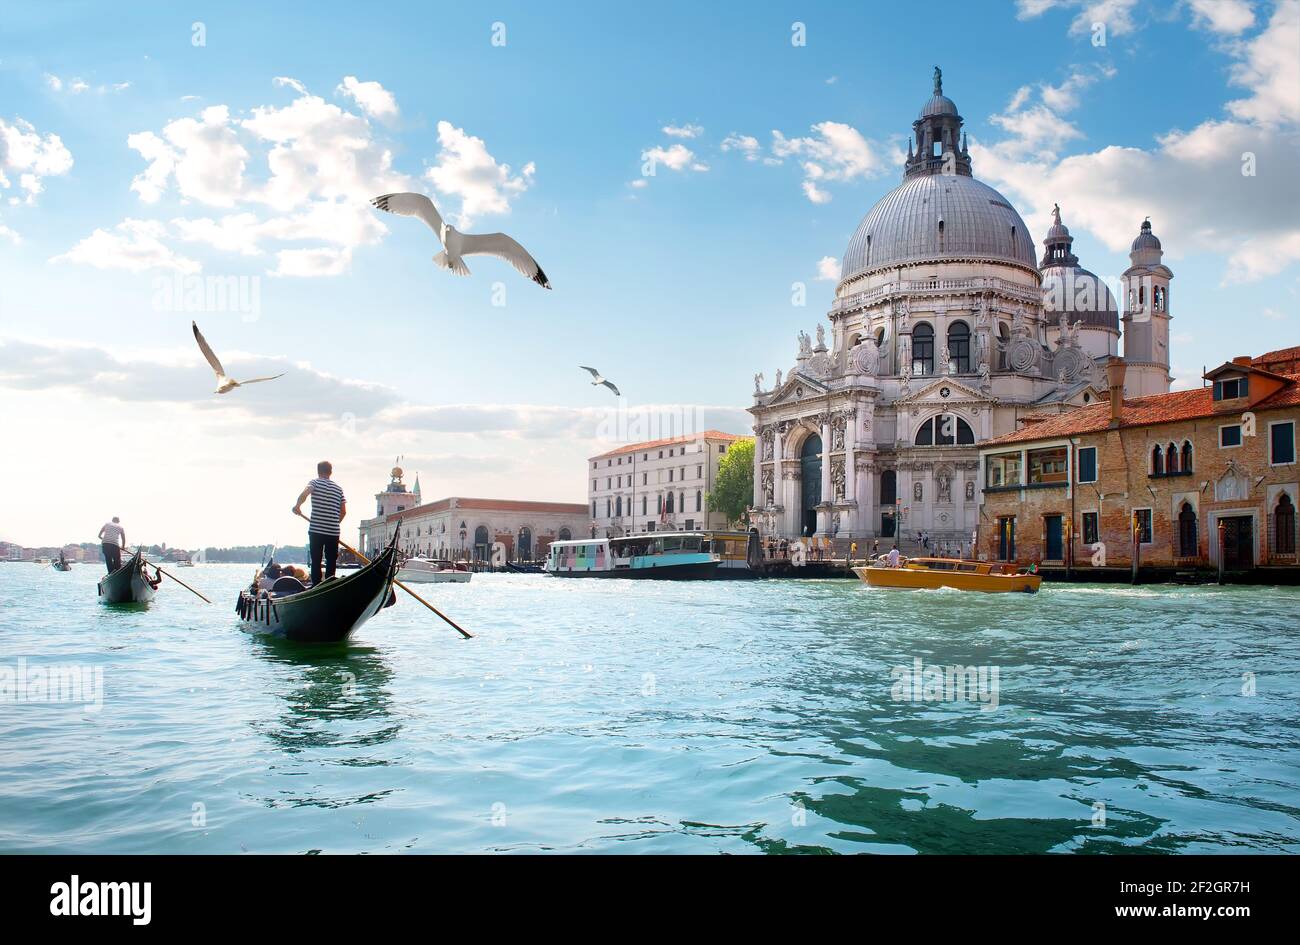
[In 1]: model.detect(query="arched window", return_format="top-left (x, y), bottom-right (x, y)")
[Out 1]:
top-left (558, 527), bottom-right (572, 541)
top-left (696, 490), bottom-right (702, 512)
top-left (997, 323), bottom-right (1010, 371)
top-left (666, 492), bottom-right (675, 514)
top-left (912, 323), bottom-right (935, 375)
top-left (947, 321), bottom-right (971, 373)
top-left (1181, 441), bottom-right (1193, 472)
top-left (1151, 444), bottom-right (1164, 476)
top-left (615, 495), bottom-right (622, 517)
top-left (1154, 286), bottom-right (1166, 312)
top-left (875, 327), bottom-right (885, 348)
top-left (1275, 494), bottom-right (1296, 555)
top-left (1165, 442), bottom-right (1179, 474)
top-left (1178, 502), bottom-right (1198, 557)
top-left (914, 414), bottom-right (976, 446)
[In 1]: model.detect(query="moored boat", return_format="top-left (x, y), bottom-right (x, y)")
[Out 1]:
top-left (545, 534), bottom-right (720, 579)
top-left (236, 537), bottom-right (400, 642)
top-left (853, 556), bottom-right (1042, 593)
top-left (97, 551), bottom-right (160, 603)
top-left (396, 556), bottom-right (472, 583)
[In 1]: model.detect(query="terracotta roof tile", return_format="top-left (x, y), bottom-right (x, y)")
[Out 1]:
top-left (589, 430), bottom-right (751, 460)
top-left (984, 373), bottom-right (1300, 447)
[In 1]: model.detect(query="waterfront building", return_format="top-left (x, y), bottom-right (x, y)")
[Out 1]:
top-left (978, 352), bottom-right (1300, 574)
top-left (358, 465), bottom-right (586, 561)
top-left (587, 430), bottom-right (751, 537)
top-left (749, 69), bottom-right (1172, 547)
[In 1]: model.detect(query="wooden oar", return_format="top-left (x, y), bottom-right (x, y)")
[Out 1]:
top-left (144, 559), bottom-right (212, 603)
top-left (294, 512), bottom-right (472, 639)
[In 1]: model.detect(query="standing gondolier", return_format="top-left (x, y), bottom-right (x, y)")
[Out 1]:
top-left (294, 461), bottom-right (347, 586)
top-left (98, 517), bottom-right (126, 573)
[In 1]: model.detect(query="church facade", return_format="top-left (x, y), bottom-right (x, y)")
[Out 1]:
top-left (748, 69), bottom-right (1173, 547)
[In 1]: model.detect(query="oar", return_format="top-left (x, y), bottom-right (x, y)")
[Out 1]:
top-left (294, 512), bottom-right (472, 639)
top-left (145, 559), bottom-right (212, 603)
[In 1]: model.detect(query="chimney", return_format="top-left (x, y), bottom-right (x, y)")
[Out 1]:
top-left (1107, 357), bottom-right (1126, 428)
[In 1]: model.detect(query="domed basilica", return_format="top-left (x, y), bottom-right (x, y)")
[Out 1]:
top-left (749, 69), bottom-right (1174, 546)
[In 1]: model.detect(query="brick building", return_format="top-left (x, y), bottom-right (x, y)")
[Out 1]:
top-left (977, 351), bottom-right (1300, 576)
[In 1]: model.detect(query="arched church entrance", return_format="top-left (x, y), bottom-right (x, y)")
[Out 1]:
top-left (473, 525), bottom-right (491, 561)
top-left (800, 433), bottom-right (822, 536)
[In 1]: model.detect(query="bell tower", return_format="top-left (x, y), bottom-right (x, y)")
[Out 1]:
top-left (904, 66), bottom-right (972, 180)
top-left (375, 459), bottom-right (415, 517)
top-left (1120, 219), bottom-right (1173, 397)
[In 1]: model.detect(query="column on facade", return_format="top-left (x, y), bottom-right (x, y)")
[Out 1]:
top-left (845, 409), bottom-right (857, 511)
top-left (820, 416), bottom-right (832, 505)
top-left (752, 427), bottom-right (763, 517)
top-left (953, 465), bottom-right (966, 540)
top-left (898, 465), bottom-right (913, 539)
top-left (772, 425), bottom-right (784, 508)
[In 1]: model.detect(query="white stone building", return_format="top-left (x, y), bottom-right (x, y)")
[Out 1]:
top-left (358, 465), bottom-right (586, 562)
top-left (588, 430), bottom-right (751, 537)
top-left (749, 69), bottom-right (1173, 546)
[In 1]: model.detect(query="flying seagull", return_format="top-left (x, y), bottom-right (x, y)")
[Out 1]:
top-left (370, 192), bottom-right (551, 289)
top-left (580, 365), bottom-right (620, 397)
top-left (192, 321), bottom-right (285, 394)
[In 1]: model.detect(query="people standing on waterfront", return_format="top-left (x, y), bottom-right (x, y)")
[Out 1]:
top-left (888, 545), bottom-right (900, 568)
top-left (293, 461), bottom-right (347, 586)
top-left (98, 517), bottom-right (125, 573)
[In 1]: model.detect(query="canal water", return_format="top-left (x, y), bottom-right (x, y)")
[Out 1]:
top-left (1, 564), bottom-right (1297, 853)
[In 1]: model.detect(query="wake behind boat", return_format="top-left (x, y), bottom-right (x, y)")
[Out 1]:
top-left (853, 556), bottom-right (1042, 594)
top-left (545, 533), bottom-right (720, 579)
top-left (236, 537), bottom-right (400, 642)
top-left (97, 550), bottom-right (160, 604)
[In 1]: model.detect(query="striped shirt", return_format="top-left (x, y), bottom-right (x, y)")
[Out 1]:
top-left (101, 523), bottom-right (124, 545)
top-left (306, 478), bottom-right (345, 536)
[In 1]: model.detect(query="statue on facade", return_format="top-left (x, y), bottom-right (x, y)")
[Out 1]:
top-left (831, 457), bottom-right (846, 500)
top-left (938, 473), bottom-right (952, 503)
top-left (831, 413), bottom-right (847, 451)
top-left (913, 481), bottom-right (923, 502)
top-left (797, 331), bottom-right (812, 357)
top-left (753, 371), bottom-right (764, 393)
top-left (774, 368), bottom-right (783, 388)
top-left (761, 427), bottom-right (775, 461)
top-left (965, 480), bottom-right (975, 501)
top-left (761, 468), bottom-right (775, 506)
top-left (940, 344), bottom-right (952, 374)
top-left (815, 324), bottom-right (826, 350)
top-left (897, 298), bottom-right (911, 332)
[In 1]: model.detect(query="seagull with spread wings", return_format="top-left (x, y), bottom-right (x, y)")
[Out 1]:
top-left (370, 192), bottom-right (551, 289)
top-left (192, 321), bottom-right (285, 394)
top-left (580, 365), bottom-right (621, 397)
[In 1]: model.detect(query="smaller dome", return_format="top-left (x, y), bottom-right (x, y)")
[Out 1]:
top-left (1045, 220), bottom-right (1070, 242)
top-left (1131, 219), bottom-right (1161, 253)
top-left (921, 94), bottom-right (959, 118)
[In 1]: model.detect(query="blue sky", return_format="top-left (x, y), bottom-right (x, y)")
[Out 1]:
top-left (1, 0), bottom-right (1297, 546)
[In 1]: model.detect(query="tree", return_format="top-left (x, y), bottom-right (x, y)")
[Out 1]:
top-left (707, 438), bottom-right (754, 526)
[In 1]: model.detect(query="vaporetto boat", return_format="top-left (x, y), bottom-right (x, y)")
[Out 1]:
top-left (545, 534), bottom-right (720, 579)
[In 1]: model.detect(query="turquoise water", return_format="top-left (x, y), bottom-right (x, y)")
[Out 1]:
top-left (0, 562), bottom-right (1297, 854)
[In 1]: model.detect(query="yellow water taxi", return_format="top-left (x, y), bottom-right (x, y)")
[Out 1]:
top-left (853, 556), bottom-right (1042, 594)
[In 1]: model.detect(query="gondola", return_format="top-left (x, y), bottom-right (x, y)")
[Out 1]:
top-left (97, 550), bottom-right (159, 604)
top-left (235, 534), bottom-right (400, 643)
top-left (52, 552), bottom-right (71, 572)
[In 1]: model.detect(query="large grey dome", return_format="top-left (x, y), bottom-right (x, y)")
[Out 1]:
top-left (1041, 265), bottom-right (1119, 332)
top-left (841, 173), bottom-right (1038, 282)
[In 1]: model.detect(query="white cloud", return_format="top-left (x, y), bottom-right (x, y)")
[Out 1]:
top-left (44, 74), bottom-right (62, 92)
top-left (71, 77), bottom-right (413, 278)
top-left (51, 219), bottom-right (201, 273)
top-left (815, 256), bottom-right (839, 281)
top-left (662, 123), bottom-right (703, 139)
top-left (337, 76), bottom-right (399, 120)
top-left (721, 133), bottom-right (761, 161)
top-left (1187, 0), bottom-right (1256, 35)
top-left (642, 143), bottom-right (708, 174)
top-left (1014, 0), bottom-right (1140, 36)
top-left (128, 105), bottom-right (249, 206)
top-left (770, 121), bottom-right (882, 203)
top-left (975, 7), bottom-right (1300, 285)
top-left (44, 74), bottom-right (131, 95)
top-left (1226, 0), bottom-right (1299, 124)
top-left (424, 120), bottom-right (535, 228)
top-left (0, 116), bottom-right (74, 228)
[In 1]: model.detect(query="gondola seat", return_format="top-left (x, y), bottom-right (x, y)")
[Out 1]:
top-left (270, 576), bottom-right (309, 595)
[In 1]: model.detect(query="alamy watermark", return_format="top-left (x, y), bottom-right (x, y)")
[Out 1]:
top-left (152, 273), bottom-right (261, 322)
top-left (0, 659), bottom-right (103, 713)
top-left (890, 657), bottom-right (999, 711)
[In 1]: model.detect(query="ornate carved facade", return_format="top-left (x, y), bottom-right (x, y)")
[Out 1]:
top-left (748, 71), bottom-right (1173, 545)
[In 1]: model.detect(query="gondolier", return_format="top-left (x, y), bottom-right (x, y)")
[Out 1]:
top-left (293, 461), bottom-right (347, 586)
top-left (98, 517), bottom-right (126, 573)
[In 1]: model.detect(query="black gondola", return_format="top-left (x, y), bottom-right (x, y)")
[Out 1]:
top-left (52, 552), bottom-right (71, 572)
top-left (97, 550), bottom-right (159, 604)
top-left (235, 533), bottom-right (400, 643)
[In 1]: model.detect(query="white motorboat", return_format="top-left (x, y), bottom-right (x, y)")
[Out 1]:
top-left (396, 557), bottom-right (472, 584)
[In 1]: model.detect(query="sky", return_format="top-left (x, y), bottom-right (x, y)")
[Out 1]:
top-left (1, 0), bottom-right (1297, 547)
